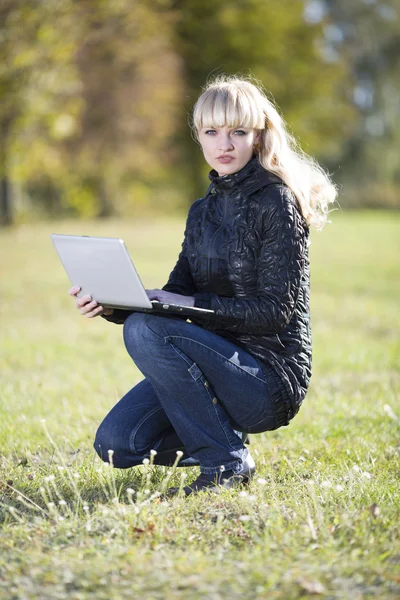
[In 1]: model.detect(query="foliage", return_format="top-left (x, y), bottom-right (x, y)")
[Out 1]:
top-left (0, 0), bottom-right (399, 223)
top-left (324, 0), bottom-right (400, 207)
top-left (1, 0), bottom-right (183, 220)
top-left (173, 0), bottom-right (354, 192)
top-left (1, 212), bottom-right (400, 598)
top-left (0, 0), bottom-right (355, 223)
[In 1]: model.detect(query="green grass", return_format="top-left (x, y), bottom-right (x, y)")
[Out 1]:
top-left (1, 211), bottom-right (399, 599)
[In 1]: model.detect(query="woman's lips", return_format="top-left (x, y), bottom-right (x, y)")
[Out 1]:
top-left (217, 156), bottom-right (235, 163)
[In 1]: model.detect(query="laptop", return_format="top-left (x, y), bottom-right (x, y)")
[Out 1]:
top-left (50, 234), bottom-right (214, 317)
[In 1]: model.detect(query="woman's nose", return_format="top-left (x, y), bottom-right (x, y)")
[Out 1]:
top-left (217, 135), bottom-right (234, 151)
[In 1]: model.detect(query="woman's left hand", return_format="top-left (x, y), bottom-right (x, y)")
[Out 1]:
top-left (146, 289), bottom-right (195, 307)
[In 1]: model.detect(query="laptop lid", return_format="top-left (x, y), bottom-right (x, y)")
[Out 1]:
top-left (51, 234), bottom-right (153, 310)
top-left (51, 234), bottom-right (214, 316)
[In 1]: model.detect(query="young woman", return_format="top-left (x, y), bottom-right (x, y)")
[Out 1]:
top-left (69, 76), bottom-right (337, 495)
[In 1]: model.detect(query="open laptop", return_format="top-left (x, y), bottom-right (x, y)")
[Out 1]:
top-left (51, 234), bottom-right (214, 317)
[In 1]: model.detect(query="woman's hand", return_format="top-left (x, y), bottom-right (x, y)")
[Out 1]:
top-left (146, 289), bottom-right (195, 307)
top-left (68, 286), bottom-right (114, 318)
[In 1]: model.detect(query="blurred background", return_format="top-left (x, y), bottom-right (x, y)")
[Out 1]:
top-left (1, 0), bottom-right (399, 226)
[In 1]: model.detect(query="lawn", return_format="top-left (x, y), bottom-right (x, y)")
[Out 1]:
top-left (1, 210), bottom-right (399, 599)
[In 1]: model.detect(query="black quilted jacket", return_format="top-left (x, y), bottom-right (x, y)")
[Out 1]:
top-left (163, 157), bottom-right (312, 420)
top-left (106, 157), bottom-right (312, 424)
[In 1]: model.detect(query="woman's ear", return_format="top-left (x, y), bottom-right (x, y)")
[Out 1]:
top-left (253, 131), bottom-right (262, 154)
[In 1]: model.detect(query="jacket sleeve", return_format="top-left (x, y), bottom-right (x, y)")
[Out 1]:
top-left (101, 309), bottom-right (132, 324)
top-left (162, 200), bottom-right (202, 296)
top-left (193, 185), bottom-right (309, 334)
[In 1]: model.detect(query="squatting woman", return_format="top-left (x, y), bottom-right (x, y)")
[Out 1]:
top-left (68, 76), bottom-right (337, 495)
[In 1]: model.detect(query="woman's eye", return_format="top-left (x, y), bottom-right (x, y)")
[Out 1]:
top-left (234, 130), bottom-right (247, 135)
top-left (205, 129), bottom-right (216, 135)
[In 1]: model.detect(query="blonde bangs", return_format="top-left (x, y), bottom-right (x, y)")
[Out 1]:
top-left (193, 85), bottom-right (265, 131)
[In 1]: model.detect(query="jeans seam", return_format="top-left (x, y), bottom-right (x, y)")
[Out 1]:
top-left (129, 405), bottom-right (164, 454)
top-left (247, 409), bottom-right (277, 432)
top-left (166, 335), bottom-right (266, 383)
top-left (167, 339), bottom-right (194, 368)
top-left (202, 377), bottom-right (243, 452)
top-left (168, 340), bottom-right (242, 453)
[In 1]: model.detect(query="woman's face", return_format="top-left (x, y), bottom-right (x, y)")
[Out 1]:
top-left (198, 126), bottom-right (259, 176)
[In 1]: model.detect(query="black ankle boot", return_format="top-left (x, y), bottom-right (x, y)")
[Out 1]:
top-left (167, 454), bottom-right (256, 496)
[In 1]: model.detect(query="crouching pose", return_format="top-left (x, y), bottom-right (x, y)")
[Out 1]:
top-left (69, 75), bottom-right (336, 495)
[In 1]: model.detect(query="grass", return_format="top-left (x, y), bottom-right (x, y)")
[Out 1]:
top-left (0, 210), bottom-right (399, 599)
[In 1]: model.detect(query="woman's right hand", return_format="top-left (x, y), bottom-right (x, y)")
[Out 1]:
top-left (68, 286), bottom-right (114, 318)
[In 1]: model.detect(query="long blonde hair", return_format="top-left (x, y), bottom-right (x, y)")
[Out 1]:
top-left (192, 75), bottom-right (337, 230)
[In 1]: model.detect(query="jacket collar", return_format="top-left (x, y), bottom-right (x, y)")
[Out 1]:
top-left (208, 157), bottom-right (282, 194)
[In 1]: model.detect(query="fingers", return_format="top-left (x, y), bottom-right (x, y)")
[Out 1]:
top-left (79, 297), bottom-right (106, 318)
top-left (146, 289), bottom-right (161, 301)
top-left (68, 290), bottom-right (99, 318)
top-left (75, 294), bottom-right (92, 309)
top-left (77, 295), bottom-right (97, 315)
top-left (85, 304), bottom-right (105, 319)
top-left (68, 285), bottom-right (81, 297)
top-left (85, 305), bottom-right (113, 318)
top-left (67, 286), bottom-right (109, 318)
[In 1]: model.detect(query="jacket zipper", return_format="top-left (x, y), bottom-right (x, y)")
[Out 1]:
top-left (207, 193), bottom-right (228, 284)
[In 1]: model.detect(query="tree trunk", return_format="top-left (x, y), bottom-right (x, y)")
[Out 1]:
top-left (0, 176), bottom-right (12, 227)
top-left (0, 122), bottom-right (13, 226)
top-left (97, 178), bottom-right (113, 218)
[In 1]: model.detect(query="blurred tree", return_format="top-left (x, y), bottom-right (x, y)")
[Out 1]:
top-left (0, 0), bottom-right (82, 223)
top-left (0, 0), bottom-right (29, 225)
top-left (60, 0), bottom-right (183, 217)
top-left (6, 0), bottom-right (393, 223)
top-left (171, 0), bottom-right (355, 195)
top-left (324, 0), bottom-right (400, 207)
top-left (1, 0), bottom-right (183, 223)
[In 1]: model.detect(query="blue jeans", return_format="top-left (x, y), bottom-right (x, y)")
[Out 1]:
top-left (94, 313), bottom-right (287, 475)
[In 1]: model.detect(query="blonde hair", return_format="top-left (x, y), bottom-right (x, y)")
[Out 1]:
top-left (192, 75), bottom-right (337, 230)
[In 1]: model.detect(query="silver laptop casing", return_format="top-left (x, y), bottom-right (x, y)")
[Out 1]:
top-left (51, 234), bottom-right (214, 316)
top-left (51, 234), bottom-right (154, 310)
